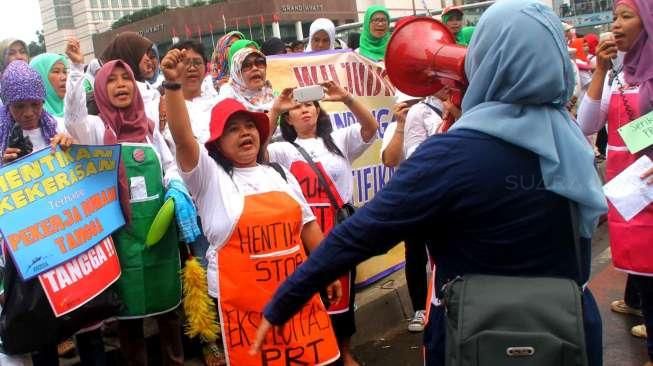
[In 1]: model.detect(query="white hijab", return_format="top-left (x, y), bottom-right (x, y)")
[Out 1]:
top-left (305, 18), bottom-right (336, 52)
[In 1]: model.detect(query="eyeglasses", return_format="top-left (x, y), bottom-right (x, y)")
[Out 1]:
top-left (241, 56), bottom-right (267, 72)
top-left (371, 17), bottom-right (388, 24)
top-left (183, 58), bottom-right (205, 70)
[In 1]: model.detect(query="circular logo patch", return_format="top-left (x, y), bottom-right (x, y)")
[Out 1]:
top-left (132, 149), bottom-right (146, 163)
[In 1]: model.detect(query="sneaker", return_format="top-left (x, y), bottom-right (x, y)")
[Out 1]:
top-left (408, 310), bottom-right (426, 332)
top-left (611, 299), bottom-right (644, 317)
top-left (632, 324), bottom-right (647, 339)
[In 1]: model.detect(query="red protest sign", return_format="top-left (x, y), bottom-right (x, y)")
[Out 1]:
top-left (39, 237), bottom-right (121, 317)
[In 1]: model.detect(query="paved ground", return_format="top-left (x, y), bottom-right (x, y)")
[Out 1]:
top-left (350, 222), bottom-right (649, 366)
top-left (57, 222), bottom-right (648, 365)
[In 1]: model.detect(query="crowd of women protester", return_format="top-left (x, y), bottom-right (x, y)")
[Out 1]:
top-left (0, 0), bottom-right (651, 365)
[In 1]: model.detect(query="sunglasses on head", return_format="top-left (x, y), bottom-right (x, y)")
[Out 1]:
top-left (241, 56), bottom-right (266, 72)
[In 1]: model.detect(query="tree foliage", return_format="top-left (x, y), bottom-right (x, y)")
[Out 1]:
top-left (28, 30), bottom-right (46, 57)
top-left (111, 5), bottom-right (169, 29)
top-left (110, 1), bottom-right (226, 29)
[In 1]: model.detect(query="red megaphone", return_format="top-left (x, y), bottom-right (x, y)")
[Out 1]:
top-left (386, 17), bottom-right (468, 131)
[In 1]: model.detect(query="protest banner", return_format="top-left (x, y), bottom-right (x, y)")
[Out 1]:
top-left (39, 236), bottom-right (121, 317)
top-left (266, 50), bottom-right (406, 286)
top-left (0, 145), bottom-right (125, 280)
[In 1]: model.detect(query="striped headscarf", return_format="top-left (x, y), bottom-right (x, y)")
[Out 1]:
top-left (212, 31), bottom-right (245, 80)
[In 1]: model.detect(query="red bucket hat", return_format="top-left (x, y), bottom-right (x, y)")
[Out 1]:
top-left (204, 98), bottom-right (270, 152)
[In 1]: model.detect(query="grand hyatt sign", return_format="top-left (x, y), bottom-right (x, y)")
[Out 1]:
top-left (138, 24), bottom-right (165, 36)
top-left (280, 4), bottom-right (325, 13)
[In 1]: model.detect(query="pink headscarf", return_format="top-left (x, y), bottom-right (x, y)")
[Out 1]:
top-left (93, 60), bottom-right (155, 222)
top-left (617, 0), bottom-right (653, 113)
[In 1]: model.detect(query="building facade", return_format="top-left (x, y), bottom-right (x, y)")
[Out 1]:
top-left (91, 0), bottom-right (358, 59)
top-left (39, 0), bottom-right (193, 59)
top-left (554, 0), bottom-right (614, 33)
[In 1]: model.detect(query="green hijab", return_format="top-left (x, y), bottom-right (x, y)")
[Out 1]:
top-left (359, 6), bottom-right (390, 62)
top-left (456, 26), bottom-right (476, 46)
top-left (30, 53), bottom-right (68, 118)
top-left (228, 39), bottom-right (260, 69)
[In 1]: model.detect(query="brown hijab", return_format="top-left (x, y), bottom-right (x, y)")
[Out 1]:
top-left (94, 60), bottom-right (155, 222)
top-left (100, 32), bottom-right (153, 82)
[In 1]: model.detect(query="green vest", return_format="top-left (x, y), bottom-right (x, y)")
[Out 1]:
top-left (113, 143), bottom-right (181, 318)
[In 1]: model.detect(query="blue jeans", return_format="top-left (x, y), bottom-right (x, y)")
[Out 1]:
top-left (423, 289), bottom-right (603, 366)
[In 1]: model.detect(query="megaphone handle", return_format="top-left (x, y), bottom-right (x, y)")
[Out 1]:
top-left (440, 91), bottom-right (463, 133)
top-left (441, 116), bottom-right (455, 132)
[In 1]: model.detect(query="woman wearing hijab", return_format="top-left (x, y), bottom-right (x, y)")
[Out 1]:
top-left (357, 6), bottom-right (390, 62)
top-left (252, 1), bottom-right (608, 365)
top-left (578, 0), bottom-right (653, 363)
top-left (306, 18), bottom-right (337, 53)
top-left (160, 48), bottom-right (341, 366)
top-left (100, 32), bottom-right (161, 131)
top-left (569, 37), bottom-right (593, 107)
top-left (0, 61), bottom-right (102, 366)
top-left (211, 31), bottom-right (245, 91)
top-left (145, 44), bottom-right (164, 89)
top-left (30, 53), bottom-right (68, 122)
top-left (219, 46), bottom-right (275, 113)
top-left (82, 58), bottom-right (102, 93)
top-left (441, 7), bottom-right (475, 46)
top-left (0, 38), bottom-right (29, 107)
top-left (66, 39), bottom-right (196, 364)
top-left (0, 39), bottom-right (28, 76)
top-left (0, 61), bottom-right (70, 166)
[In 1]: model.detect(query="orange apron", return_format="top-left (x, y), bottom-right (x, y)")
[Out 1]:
top-left (217, 190), bottom-right (339, 365)
top-left (290, 160), bottom-right (352, 314)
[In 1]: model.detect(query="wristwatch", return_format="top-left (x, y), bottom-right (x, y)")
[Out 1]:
top-left (162, 81), bottom-right (181, 91)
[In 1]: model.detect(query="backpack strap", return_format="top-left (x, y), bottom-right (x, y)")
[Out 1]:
top-left (291, 142), bottom-right (341, 211)
top-left (268, 162), bottom-right (287, 182)
top-left (422, 101), bottom-right (444, 118)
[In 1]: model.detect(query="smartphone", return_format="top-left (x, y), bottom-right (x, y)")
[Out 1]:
top-left (293, 85), bottom-right (324, 103)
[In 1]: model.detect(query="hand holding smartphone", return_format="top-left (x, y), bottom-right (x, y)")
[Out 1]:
top-left (293, 85), bottom-right (325, 103)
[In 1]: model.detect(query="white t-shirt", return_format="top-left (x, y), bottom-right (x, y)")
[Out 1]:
top-left (380, 121), bottom-right (404, 161)
top-left (22, 115), bottom-right (66, 152)
top-left (201, 74), bottom-right (219, 99)
top-left (181, 147), bottom-right (315, 298)
top-left (137, 80), bottom-right (161, 131)
top-left (163, 92), bottom-right (222, 156)
top-left (186, 93), bottom-right (221, 144)
top-left (267, 124), bottom-right (374, 203)
top-left (404, 100), bottom-right (443, 159)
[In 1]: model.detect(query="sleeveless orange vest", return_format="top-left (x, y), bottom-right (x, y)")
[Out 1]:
top-left (217, 190), bottom-right (340, 365)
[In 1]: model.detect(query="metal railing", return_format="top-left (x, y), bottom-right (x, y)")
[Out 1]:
top-left (334, 0), bottom-right (496, 34)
